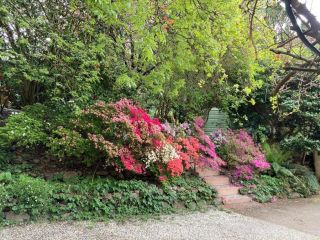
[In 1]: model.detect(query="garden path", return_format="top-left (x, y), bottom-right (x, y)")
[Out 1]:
top-left (233, 195), bottom-right (320, 236)
top-left (0, 209), bottom-right (317, 240)
top-left (197, 167), bottom-right (252, 205)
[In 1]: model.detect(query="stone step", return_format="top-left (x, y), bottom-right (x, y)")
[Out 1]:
top-left (223, 201), bottom-right (261, 210)
top-left (196, 168), bottom-right (220, 177)
top-left (204, 175), bottom-right (230, 186)
top-left (216, 185), bottom-right (240, 197)
top-left (220, 194), bottom-right (252, 205)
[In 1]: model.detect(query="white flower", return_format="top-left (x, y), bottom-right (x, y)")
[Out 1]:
top-left (145, 144), bottom-right (179, 168)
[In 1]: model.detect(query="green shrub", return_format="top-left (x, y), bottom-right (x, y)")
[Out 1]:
top-left (0, 113), bottom-right (47, 148)
top-left (241, 164), bottom-right (319, 202)
top-left (240, 175), bottom-right (288, 203)
top-left (0, 150), bottom-right (12, 169)
top-left (0, 185), bottom-right (9, 212)
top-left (0, 174), bottom-right (216, 224)
top-left (48, 127), bottom-right (92, 162)
top-left (0, 172), bottom-right (13, 184)
top-left (286, 164), bottom-right (320, 194)
top-left (262, 143), bottom-right (291, 164)
top-left (5, 175), bottom-right (52, 217)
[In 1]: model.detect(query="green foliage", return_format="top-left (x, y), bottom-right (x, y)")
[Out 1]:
top-left (0, 172), bottom-right (13, 184)
top-left (240, 175), bottom-right (288, 203)
top-left (0, 113), bottom-right (47, 148)
top-left (241, 164), bottom-right (319, 203)
top-left (0, 184), bottom-right (9, 213)
top-left (0, 150), bottom-right (12, 169)
top-left (282, 133), bottom-right (320, 153)
top-left (5, 175), bottom-right (52, 218)
top-left (0, 174), bottom-right (216, 224)
top-left (0, 0), bottom-right (273, 121)
top-left (262, 143), bottom-right (291, 165)
top-left (286, 164), bottom-right (320, 193)
top-left (48, 127), bottom-right (91, 161)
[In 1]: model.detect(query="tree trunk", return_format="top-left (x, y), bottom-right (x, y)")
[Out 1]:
top-left (21, 81), bottom-right (37, 106)
top-left (314, 150), bottom-right (320, 180)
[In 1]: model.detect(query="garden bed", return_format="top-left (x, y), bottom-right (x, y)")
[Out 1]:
top-left (0, 164), bottom-right (217, 226)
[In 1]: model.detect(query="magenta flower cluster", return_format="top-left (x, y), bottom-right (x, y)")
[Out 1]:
top-left (212, 129), bottom-right (270, 181)
top-left (194, 117), bottom-right (225, 170)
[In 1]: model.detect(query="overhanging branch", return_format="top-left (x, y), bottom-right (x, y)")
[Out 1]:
top-left (283, 0), bottom-right (320, 57)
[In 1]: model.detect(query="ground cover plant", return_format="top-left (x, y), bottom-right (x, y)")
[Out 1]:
top-left (0, 172), bottom-right (216, 225)
top-left (238, 144), bottom-right (319, 202)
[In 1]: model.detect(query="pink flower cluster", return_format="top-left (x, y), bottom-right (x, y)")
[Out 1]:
top-left (212, 129), bottom-right (270, 181)
top-left (67, 99), bottom-right (228, 181)
top-left (193, 117), bottom-right (225, 170)
top-left (79, 99), bottom-right (223, 180)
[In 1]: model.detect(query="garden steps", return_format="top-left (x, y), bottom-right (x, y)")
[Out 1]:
top-left (220, 195), bottom-right (252, 205)
top-left (197, 167), bottom-right (253, 207)
top-left (196, 168), bottom-right (220, 177)
top-left (203, 175), bottom-right (230, 186)
top-left (216, 185), bottom-right (241, 197)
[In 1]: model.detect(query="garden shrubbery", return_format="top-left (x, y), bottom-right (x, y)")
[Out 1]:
top-left (0, 112), bottom-right (47, 148)
top-left (1, 99), bottom-right (318, 207)
top-left (211, 129), bottom-right (270, 181)
top-left (240, 166), bottom-right (319, 203)
top-left (0, 173), bottom-right (216, 224)
top-left (210, 130), bottom-right (319, 202)
top-left (238, 147), bottom-right (319, 202)
top-left (0, 0), bottom-right (319, 229)
top-left (48, 99), bottom-right (224, 180)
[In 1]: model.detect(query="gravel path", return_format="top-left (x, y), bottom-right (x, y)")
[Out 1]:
top-left (233, 195), bottom-right (320, 236)
top-left (0, 209), bottom-right (318, 240)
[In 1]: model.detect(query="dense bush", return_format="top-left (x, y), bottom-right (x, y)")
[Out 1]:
top-left (0, 174), bottom-right (216, 224)
top-left (262, 143), bottom-right (291, 165)
top-left (4, 175), bottom-right (52, 217)
top-left (48, 99), bottom-right (224, 180)
top-left (211, 129), bottom-right (270, 181)
top-left (240, 164), bottom-right (319, 203)
top-left (0, 112), bottom-right (47, 148)
top-left (0, 0), bottom-right (264, 122)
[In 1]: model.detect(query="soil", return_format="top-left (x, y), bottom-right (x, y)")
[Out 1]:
top-left (232, 195), bottom-right (320, 236)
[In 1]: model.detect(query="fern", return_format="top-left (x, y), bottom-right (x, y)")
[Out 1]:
top-left (262, 143), bottom-right (291, 164)
top-left (287, 164), bottom-right (320, 193)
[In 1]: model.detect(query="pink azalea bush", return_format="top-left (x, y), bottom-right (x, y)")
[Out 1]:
top-left (193, 117), bottom-right (225, 170)
top-left (49, 99), bottom-right (223, 181)
top-left (161, 117), bottom-right (225, 170)
top-left (212, 129), bottom-right (270, 181)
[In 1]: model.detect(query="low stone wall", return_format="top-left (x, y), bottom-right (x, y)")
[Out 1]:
top-left (0, 108), bottom-right (20, 126)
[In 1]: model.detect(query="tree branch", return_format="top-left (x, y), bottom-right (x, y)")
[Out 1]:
top-left (283, 66), bottom-right (320, 73)
top-left (270, 48), bottom-right (311, 62)
top-left (283, 0), bottom-right (320, 57)
top-left (271, 71), bottom-right (297, 96)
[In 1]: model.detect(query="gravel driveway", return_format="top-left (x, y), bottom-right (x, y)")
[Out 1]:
top-left (0, 209), bottom-right (318, 240)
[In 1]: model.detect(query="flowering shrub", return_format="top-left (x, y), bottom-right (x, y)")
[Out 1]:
top-left (211, 129), bottom-right (270, 181)
top-left (49, 99), bottom-right (225, 180)
top-left (49, 99), bottom-right (219, 180)
top-left (193, 117), bottom-right (225, 169)
top-left (161, 118), bottom-right (224, 170)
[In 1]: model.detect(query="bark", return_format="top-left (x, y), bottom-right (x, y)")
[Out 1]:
top-left (314, 150), bottom-right (320, 181)
top-left (289, 0), bottom-right (320, 42)
top-left (21, 81), bottom-right (37, 106)
top-left (283, 0), bottom-right (320, 57)
top-left (271, 71), bottom-right (297, 96)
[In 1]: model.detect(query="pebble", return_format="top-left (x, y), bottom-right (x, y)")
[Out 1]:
top-left (0, 209), bottom-right (317, 240)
